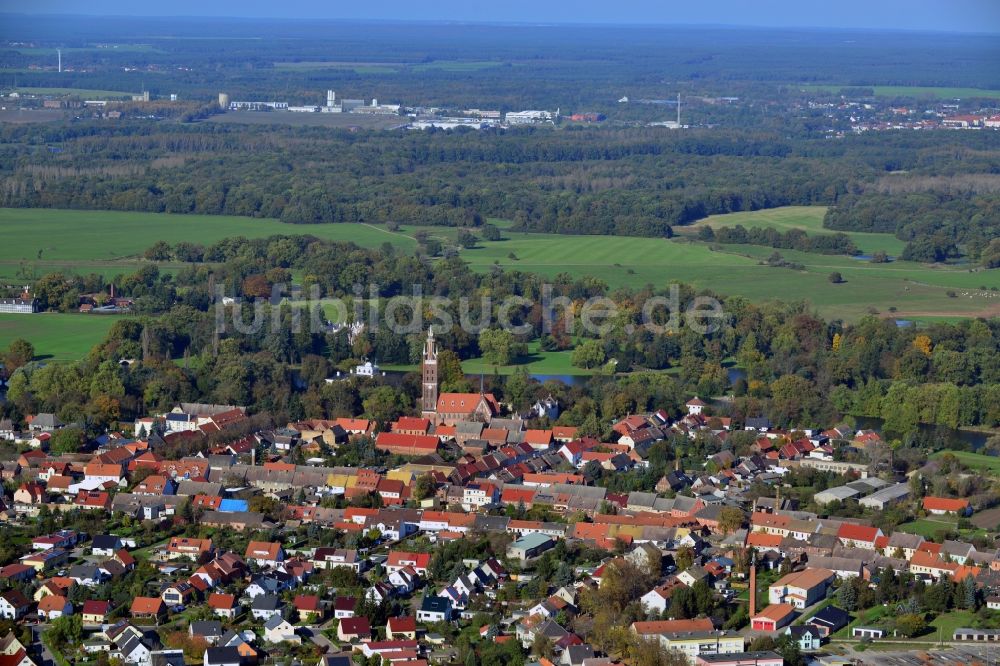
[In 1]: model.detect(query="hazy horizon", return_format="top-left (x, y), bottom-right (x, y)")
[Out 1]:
top-left (3, 0), bottom-right (1000, 34)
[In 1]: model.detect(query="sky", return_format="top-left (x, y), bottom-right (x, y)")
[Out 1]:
top-left (4, 0), bottom-right (1000, 33)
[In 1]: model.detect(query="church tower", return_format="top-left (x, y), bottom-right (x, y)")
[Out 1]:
top-left (421, 327), bottom-right (439, 419)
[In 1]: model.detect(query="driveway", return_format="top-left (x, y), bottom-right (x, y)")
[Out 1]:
top-left (302, 627), bottom-right (337, 653)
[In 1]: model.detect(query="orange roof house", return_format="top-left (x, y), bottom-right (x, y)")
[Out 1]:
top-left (923, 497), bottom-right (970, 515)
top-left (131, 596), bottom-right (166, 618)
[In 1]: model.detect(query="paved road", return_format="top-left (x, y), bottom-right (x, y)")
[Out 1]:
top-left (30, 625), bottom-right (56, 666)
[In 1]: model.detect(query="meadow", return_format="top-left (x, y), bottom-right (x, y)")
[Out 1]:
top-left (0, 312), bottom-right (118, 361)
top-left (2, 206), bottom-right (999, 360)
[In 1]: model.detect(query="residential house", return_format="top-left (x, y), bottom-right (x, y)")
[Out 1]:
top-left (0, 591), bottom-right (31, 621)
top-left (263, 616), bottom-right (298, 644)
top-left (189, 622), bottom-right (224, 646)
top-left (92, 535), bottom-right (123, 558)
top-left (130, 597), bottom-right (166, 621)
top-left (207, 594), bottom-right (239, 620)
top-left (82, 600), bottom-right (112, 625)
top-left (250, 595), bottom-right (283, 621)
top-left (386, 616), bottom-right (417, 640)
top-left (337, 617), bottom-right (371, 643)
top-left (785, 625), bottom-right (821, 651)
top-left (37, 595), bottom-right (72, 620)
top-left (293, 595), bottom-right (323, 624)
top-left (417, 596), bottom-right (452, 623)
top-left (244, 541), bottom-right (284, 569)
top-left (203, 647), bottom-right (242, 666)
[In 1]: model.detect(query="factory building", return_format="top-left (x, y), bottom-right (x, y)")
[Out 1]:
top-left (505, 109), bottom-right (558, 125)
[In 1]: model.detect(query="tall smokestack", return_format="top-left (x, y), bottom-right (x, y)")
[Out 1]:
top-left (749, 553), bottom-right (757, 618)
top-left (57, 49), bottom-right (62, 73)
top-left (676, 92), bottom-right (681, 126)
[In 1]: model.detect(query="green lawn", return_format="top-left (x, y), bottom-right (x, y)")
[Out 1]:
top-left (0, 313), bottom-right (119, 361)
top-left (797, 84), bottom-right (1000, 99)
top-left (930, 450), bottom-right (1000, 474)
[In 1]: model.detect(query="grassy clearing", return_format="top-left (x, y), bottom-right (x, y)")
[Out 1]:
top-left (682, 206), bottom-right (907, 256)
top-left (0, 313), bottom-right (119, 361)
top-left (797, 84), bottom-right (1000, 99)
top-left (896, 517), bottom-right (958, 539)
top-left (930, 450), bottom-right (1000, 474)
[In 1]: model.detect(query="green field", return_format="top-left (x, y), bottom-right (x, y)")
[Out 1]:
top-left (930, 450), bottom-right (1000, 474)
top-left (382, 340), bottom-right (596, 377)
top-left (15, 87), bottom-right (138, 99)
top-left (798, 84), bottom-right (1000, 99)
top-left (0, 313), bottom-right (118, 361)
top-left (682, 206), bottom-right (907, 256)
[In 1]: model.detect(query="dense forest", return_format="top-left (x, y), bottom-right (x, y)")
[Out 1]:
top-left (2, 121), bottom-right (999, 242)
top-left (825, 180), bottom-right (1000, 263)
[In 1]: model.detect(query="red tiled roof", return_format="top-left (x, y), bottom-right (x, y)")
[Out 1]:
top-left (923, 497), bottom-right (969, 512)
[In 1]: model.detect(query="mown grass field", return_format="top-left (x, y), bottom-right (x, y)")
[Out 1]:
top-left (2, 206), bottom-right (999, 360)
top-left (0, 313), bottom-right (118, 361)
top-left (798, 84), bottom-right (1000, 99)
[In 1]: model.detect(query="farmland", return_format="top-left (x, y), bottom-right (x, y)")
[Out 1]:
top-left (2, 206), bottom-right (999, 360)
